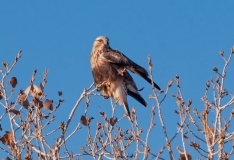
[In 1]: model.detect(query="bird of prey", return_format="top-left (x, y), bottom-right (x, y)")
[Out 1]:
top-left (90, 36), bottom-right (161, 121)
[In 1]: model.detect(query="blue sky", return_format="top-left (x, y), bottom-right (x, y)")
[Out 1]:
top-left (0, 1), bottom-right (234, 159)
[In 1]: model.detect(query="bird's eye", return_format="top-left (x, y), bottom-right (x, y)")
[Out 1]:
top-left (98, 39), bottom-right (103, 42)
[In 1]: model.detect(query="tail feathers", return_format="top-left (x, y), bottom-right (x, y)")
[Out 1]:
top-left (123, 103), bottom-right (133, 122)
top-left (113, 82), bottom-right (132, 122)
top-left (128, 90), bottom-right (147, 107)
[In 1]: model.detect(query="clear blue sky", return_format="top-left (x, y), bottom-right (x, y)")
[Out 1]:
top-left (0, 1), bottom-right (234, 159)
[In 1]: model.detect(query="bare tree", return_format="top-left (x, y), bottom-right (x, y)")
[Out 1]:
top-left (0, 46), bottom-right (233, 159)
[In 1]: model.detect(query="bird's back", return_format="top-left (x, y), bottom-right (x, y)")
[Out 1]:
top-left (90, 51), bottom-right (121, 86)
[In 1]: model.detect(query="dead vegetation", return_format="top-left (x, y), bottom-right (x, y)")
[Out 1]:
top-left (0, 47), bottom-right (234, 159)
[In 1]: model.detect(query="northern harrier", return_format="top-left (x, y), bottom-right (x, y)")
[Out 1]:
top-left (90, 36), bottom-right (161, 121)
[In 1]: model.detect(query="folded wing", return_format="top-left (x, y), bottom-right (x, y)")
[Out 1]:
top-left (101, 50), bottom-right (161, 90)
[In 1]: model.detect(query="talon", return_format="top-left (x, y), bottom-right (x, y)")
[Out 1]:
top-left (138, 87), bottom-right (144, 91)
top-left (117, 68), bottom-right (127, 76)
top-left (96, 84), bottom-right (102, 88)
top-left (97, 80), bottom-right (107, 88)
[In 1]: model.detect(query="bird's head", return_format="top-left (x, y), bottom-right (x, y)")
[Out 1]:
top-left (92, 36), bottom-right (110, 52)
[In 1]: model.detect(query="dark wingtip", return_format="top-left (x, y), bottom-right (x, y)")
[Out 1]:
top-left (153, 82), bottom-right (161, 90)
top-left (144, 77), bottom-right (161, 90)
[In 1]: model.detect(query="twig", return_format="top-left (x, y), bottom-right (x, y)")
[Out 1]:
top-left (148, 56), bottom-right (175, 160)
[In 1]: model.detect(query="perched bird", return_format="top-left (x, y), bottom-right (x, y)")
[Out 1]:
top-left (90, 36), bottom-right (161, 121)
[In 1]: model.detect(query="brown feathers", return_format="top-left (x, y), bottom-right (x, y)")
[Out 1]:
top-left (90, 36), bottom-right (161, 121)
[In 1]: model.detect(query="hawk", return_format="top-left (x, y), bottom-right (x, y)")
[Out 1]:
top-left (90, 36), bottom-right (161, 121)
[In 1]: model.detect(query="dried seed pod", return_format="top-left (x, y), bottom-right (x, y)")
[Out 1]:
top-left (216, 75), bottom-right (220, 83)
top-left (99, 111), bottom-right (104, 116)
top-left (213, 66), bottom-right (218, 73)
top-left (231, 109), bottom-right (234, 117)
top-left (58, 91), bottom-right (63, 96)
top-left (193, 108), bottom-right (198, 116)
top-left (132, 107), bottom-right (136, 114)
top-left (219, 50), bottom-right (224, 56)
top-left (97, 121), bottom-right (101, 130)
top-left (206, 81), bottom-right (210, 88)
top-left (175, 75), bottom-right (180, 83)
top-left (188, 99), bottom-right (192, 106)
top-left (25, 85), bottom-right (43, 97)
top-left (167, 79), bottom-right (174, 87)
top-left (17, 50), bottom-right (22, 58)
top-left (3, 62), bottom-right (8, 67)
top-left (18, 91), bottom-right (27, 101)
top-left (174, 110), bottom-right (180, 114)
top-left (177, 100), bottom-right (184, 107)
top-left (205, 102), bottom-right (211, 109)
top-left (0, 91), bottom-right (3, 100)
